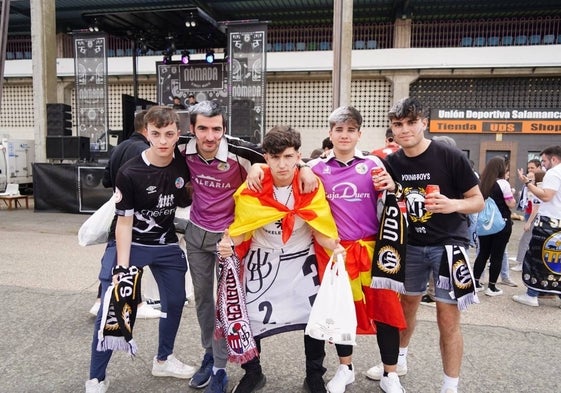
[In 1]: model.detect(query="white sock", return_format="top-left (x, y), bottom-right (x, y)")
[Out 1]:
top-left (212, 366), bottom-right (225, 375)
top-left (397, 347), bottom-right (408, 365)
top-left (441, 374), bottom-right (459, 392)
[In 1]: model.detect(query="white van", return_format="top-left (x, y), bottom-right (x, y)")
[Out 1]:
top-left (0, 139), bottom-right (34, 193)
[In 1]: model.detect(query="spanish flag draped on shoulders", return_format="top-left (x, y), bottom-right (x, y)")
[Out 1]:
top-left (228, 167), bottom-right (338, 247)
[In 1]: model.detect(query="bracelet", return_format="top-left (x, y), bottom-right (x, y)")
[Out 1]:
top-left (297, 163), bottom-right (310, 169)
top-left (112, 265), bottom-right (129, 276)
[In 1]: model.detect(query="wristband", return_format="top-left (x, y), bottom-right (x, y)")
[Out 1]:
top-left (297, 163), bottom-right (310, 169)
top-left (112, 265), bottom-right (129, 276)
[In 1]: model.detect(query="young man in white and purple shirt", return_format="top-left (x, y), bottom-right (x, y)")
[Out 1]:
top-left (307, 106), bottom-right (407, 393)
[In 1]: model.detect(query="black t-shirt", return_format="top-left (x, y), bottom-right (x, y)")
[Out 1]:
top-left (114, 152), bottom-right (190, 245)
top-left (490, 181), bottom-right (513, 224)
top-left (385, 141), bottom-right (479, 246)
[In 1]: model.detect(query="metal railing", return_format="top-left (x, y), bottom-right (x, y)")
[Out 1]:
top-left (411, 16), bottom-right (561, 48)
top-left (5, 16), bottom-right (561, 59)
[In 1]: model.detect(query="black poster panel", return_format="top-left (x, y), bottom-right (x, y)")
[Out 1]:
top-left (228, 24), bottom-right (267, 143)
top-left (74, 34), bottom-right (109, 152)
top-left (156, 60), bottom-right (228, 117)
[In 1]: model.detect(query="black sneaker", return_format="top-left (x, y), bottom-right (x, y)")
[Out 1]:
top-left (189, 353), bottom-right (214, 388)
top-left (231, 371), bottom-right (266, 393)
top-left (303, 375), bottom-right (326, 393)
top-left (420, 294), bottom-right (436, 307)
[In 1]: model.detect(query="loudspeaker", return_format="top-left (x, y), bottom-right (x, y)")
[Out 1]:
top-left (47, 103), bottom-right (72, 136)
top-left (230, 99), bottom-right (255, 141)
top-left (46, 136), bottom-right (90, 161)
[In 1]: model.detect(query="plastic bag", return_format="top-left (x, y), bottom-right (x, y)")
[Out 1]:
top-left (305, 254), bottom-right (357, 345)
top-left (78, 195), bottom-right (115, 246)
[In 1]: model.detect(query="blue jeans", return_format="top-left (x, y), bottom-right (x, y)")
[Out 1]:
top-left (404, 244), bottom-right (458, 304)
top-left (89, 241), bottom-right (187, 381)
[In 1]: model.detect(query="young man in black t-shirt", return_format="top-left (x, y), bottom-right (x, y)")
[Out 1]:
top-left (86, 106), bottom-right (194, 392)
top-left (369, 97), bottom-right (483, 393)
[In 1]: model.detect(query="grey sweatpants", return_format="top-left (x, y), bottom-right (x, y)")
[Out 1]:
top-left (184, 221), bottom-right (228, 368)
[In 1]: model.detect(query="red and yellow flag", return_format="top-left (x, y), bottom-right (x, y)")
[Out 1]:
top-left (229, 167), bottom-right (338, 243)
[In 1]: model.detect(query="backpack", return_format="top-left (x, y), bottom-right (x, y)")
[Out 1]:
top-left (476, 197), bottom-right (506, 236)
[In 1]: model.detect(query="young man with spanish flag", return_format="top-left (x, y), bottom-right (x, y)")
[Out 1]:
top-left (217, 125), bottom-right (345, 393)
top-left (307, 106), bottom-right (407, 393)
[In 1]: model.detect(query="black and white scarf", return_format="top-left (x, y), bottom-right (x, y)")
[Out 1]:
top-left (371, 192), bottom-right (407, 294)
top-left (97, 266), bottom-right (143, 356)
top-left (437, 245), bottom-right (479, 311)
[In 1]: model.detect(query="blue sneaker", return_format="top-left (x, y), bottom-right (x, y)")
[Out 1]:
top-left (189, 353), bottom-right (214, 388)
top-left (203, 369), bottom-right (228, 393)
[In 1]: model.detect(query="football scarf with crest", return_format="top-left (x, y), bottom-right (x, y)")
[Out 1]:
top-left (371, 192), bottom-right (407, 294)
top-left (97, 266), bottom-right (143, 356)
top-left (214, 253), bottom-right (259, 363)
top-left (437, 245), bottom-right (479, 311)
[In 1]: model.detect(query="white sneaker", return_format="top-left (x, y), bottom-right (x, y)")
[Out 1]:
top-left (85, 378), bottom-right (109, 393)
top-left (512, 293), bottom-right (539, 307)
top-left (326, 364), bottom-right (354, 393)
top-left (136, 302), bottom-right (161, 319)
top-left (484, 287), bottom-right (503, 297)
top-left (511, 264), bottom-right (523, 272)
top-left (152, 354), bottom-right (196, 379)
top-left (89, 300), bottom-right (100, 316)
top-left (380, 372), bottom-right (406, 393)
top-left (364, 362), bottom-right (407, 381)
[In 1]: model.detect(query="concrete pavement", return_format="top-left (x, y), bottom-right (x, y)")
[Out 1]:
top-left (0, 201), bottom-right (559, 393)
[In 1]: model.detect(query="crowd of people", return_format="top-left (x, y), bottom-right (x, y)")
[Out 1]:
top-left (84, 97), bottom-right (561, 393)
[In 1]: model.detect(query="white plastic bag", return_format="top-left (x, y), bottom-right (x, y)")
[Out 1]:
top-left (305, 254), bottom-right (357, 345)
top-left (78, 195), bottom-right (115, 246)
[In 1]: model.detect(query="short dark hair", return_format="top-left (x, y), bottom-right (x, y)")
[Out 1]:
top-left (189, 100), bottom-right (226, 129)
top-left (528, 158), bottom-right (541, 167)
top-left (388, 97), bottom-right (427, 120)
top-left (540, 145), bottom-right (561, 159)
top-left (133, 110), bottom-right (147, 132)
top-left (321, 137), bottom-right (333, 150)
top-left (385, 128), bottom-right (394, 139)
top-left (263, 125), bottom-right (301, 154)
top-left (144, 106), bottom-right (179, 129)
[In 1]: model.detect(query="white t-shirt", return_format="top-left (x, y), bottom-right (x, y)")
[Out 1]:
top-left (538, 163), bottom-right (561, 219)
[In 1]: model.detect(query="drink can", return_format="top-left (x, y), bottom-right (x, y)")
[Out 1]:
top-left (426, 184), bottom-right (440, 194)
top-left (371, 167), bottom-right (384, 190)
